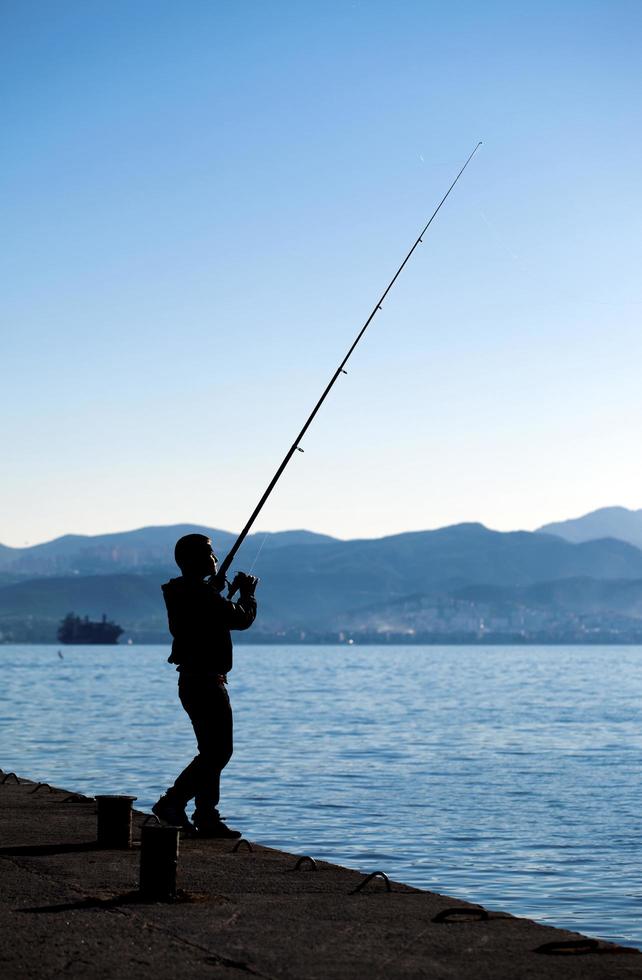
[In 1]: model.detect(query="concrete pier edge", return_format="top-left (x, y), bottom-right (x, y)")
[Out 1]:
top-left (1, 770), bottom-right (639, 979)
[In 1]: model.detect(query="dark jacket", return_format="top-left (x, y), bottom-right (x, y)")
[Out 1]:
top-left (161, 576), bottom-right (257, 674)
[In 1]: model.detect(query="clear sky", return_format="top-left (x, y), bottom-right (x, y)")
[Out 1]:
top-left (2, 0), bottom-right (641, 546)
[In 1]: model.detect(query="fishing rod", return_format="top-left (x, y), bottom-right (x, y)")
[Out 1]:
top-left (219, 141), bottom-right (482, 585)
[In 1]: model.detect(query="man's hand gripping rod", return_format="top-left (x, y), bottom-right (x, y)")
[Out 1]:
top-left (220, 142), bottom-right (482, 585)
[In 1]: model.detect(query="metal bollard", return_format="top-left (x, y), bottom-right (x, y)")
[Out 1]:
top-left (139, 825), bottom-right (180, 900)
top-left (95, 795), bottom-right (137, 848)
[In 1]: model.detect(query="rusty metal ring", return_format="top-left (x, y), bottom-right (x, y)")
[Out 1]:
top-left (294, 856), bottom-right (317, 871)
top-left (349, 871), bottom-right (391, 894)
top-left (231, 839), bottom-right (254, 853)
top-left (433, 906), bottom-right (489, 923)
top-left (1, 772), bottom-right (20, 785)
top-left (537, 940), bottom-right (601, 956)
top-left (536, 939), bottom-right (639, 956)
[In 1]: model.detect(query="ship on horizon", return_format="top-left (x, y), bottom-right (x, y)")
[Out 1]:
top-left (57, 612), bottom-right (123, 645)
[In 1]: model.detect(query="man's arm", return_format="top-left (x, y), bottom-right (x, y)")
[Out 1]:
top-left (213, 573), bottom-right (258, 631)
top-left (221, 593), bottom-right (256, 631)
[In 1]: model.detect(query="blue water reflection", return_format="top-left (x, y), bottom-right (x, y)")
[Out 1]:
top-left (1, 643), bottom-right (641, 948)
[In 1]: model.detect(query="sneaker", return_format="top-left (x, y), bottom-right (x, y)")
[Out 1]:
top-left (151, 794), bottom-right (193, 833)
top-left (192, 811), bottom-right (242, 839)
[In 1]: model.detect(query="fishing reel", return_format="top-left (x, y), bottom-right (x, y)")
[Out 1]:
top-left (209, 566), bottom-right (258, 600)
top-left (226, 571), bottom-right (259, 600)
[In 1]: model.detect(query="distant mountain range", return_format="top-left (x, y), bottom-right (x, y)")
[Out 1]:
top-left (0, 525), bottom-right (336, 578)
top-left (537, 506), bottom-right (642, 549)
top-left (2, 511), bottom-right (642, 643)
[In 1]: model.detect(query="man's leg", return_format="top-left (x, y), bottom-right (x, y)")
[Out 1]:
top-left (172, 676), bottom-right (237, 835)
top-left (152, 675), bottom-right (206, 831)
top-left (158, 675), bottom-right (208, 808)
top-left (189, 682), bottom-right (233, 823)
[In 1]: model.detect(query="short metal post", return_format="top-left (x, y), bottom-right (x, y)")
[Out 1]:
top-left (139, 825), bottom-right (180, 900)
top-left (95, 795), bottom-right (137, 848)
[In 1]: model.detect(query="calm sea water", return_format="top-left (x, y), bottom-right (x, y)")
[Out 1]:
top-left (1, 644), bottom-right (642, 948)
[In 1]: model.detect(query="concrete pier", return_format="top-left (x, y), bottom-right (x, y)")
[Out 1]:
top-left (0, 771), bottom-right (639, 979)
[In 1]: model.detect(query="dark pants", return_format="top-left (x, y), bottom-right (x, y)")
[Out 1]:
top-left (169, 674), bottom-right (233, 814)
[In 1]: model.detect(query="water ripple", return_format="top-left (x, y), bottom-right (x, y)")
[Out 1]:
top-left (1, 643), bottom-right (641, 948)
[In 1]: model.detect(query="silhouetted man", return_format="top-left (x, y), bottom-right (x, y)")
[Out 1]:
top-left (152, 533), bottom-right (257, 837)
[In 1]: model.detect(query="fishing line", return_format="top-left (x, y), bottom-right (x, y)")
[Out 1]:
top-left (248, 532), bottom-right (269, 574)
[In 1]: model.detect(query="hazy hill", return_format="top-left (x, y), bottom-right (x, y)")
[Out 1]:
top-left (245, 523), bottom-right (642, 627)
top-left (0, 525), bottom-right (337, 576)
top-left (0, 574), bottom-right (161, 621)
top-left (538, 506), bottom-right (642, 549)
top-left (4, 522), bottom-right (642, 641)
top-left (7, 518), bottom-right (642, 584)
top-left (335, 576), bottom-right (642, 638)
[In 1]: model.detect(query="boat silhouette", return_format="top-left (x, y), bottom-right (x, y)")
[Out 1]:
top-left (57, 613), bottom-right (123, 645)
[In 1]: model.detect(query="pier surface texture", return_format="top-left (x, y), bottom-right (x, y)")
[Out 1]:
top-left (0, 773), bottom-right (639, 979)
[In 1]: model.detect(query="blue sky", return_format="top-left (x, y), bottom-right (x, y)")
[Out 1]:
top-left (2, 1), bottom-right (641, 546)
